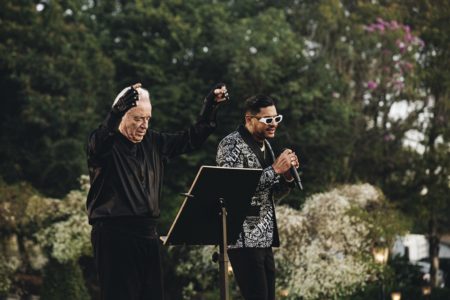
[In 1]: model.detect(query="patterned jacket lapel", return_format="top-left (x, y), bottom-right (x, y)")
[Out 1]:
top-left (237, 125), bottom-right (274, 168)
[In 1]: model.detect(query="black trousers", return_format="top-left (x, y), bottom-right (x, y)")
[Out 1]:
top-left (91, 220), bottom-right (164, 300)
top-left (228, 247), bottom-right (275, 300)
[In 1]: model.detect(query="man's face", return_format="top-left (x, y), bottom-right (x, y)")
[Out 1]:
top-left (245, 105), bottom-right (279, 141)
top-left (119, 100), bottom-right (152, 143)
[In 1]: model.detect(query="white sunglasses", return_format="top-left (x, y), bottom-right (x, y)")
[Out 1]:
top-left (248, 114), bottom-right (283, 125)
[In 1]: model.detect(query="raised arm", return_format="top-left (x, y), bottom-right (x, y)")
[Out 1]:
top-left (158, 83), bottom-right (228, 159)
top-left (87, 84), bottom-right (140, 161)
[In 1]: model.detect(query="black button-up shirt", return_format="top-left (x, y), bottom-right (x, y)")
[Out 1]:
top-left (86, 111), bottom-right (215, 223)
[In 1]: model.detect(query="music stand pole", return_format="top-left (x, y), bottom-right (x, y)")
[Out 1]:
top-left (219, 198), bottom-right (230, 300)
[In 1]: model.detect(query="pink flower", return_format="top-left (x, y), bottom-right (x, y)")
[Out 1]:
top-left (404, 32), bottom-right (413, 43)
top-left (375, 24), bottom-right (385, 32)
top-left (390, 21), bottom-right (399, 29)
top-left (367, 81), bottom-right (378, 90)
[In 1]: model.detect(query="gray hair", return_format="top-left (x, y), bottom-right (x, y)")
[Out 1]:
top-left (112, 86), bottom-right (151, 107)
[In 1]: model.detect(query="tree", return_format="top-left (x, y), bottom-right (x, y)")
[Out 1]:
top-left (394, 0), bottom-right (450, 287)
top-left (0, 0), bottom-right (114, 197)
top-left (286, 0), bottom-right (449, 288)
top-left (40, 259), bottom-right (90, 300)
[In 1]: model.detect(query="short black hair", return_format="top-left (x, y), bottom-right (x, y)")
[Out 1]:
top-left (244, 95), bottom-right (276, 115)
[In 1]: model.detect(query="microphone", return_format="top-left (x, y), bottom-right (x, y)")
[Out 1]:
top-left (282, 148), bottom-right (303, 191)
top-left (290, 165), bottom-right (303, 191)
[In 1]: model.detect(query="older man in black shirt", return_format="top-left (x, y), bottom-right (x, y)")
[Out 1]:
top-left (87, 83), bottom-right (227, 300)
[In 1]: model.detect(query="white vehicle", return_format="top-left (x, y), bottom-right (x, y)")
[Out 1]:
top-left (392, 234), bottom-right (449, 288)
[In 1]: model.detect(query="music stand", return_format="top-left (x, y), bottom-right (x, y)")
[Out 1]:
top-left (163, 166), bottom-right (262, 300)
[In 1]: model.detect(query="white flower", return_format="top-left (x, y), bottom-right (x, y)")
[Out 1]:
top-left (274, 184), bottom-right (383, 299)
top-left (175, 184), bottom-right (392, 299)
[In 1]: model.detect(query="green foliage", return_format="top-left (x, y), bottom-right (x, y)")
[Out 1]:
top-left (40, 259), bottom-right (90, 300)
top-left (0, 180), bottom-right (51, 235)
top-left (0, 178), bottom-right (91, 296)
top-left (349, 282), bottom-right (450, 300)
top-left (35, 212), bottom-right (91, 263)
top-left (0, 253), bottom-right (14, 296)
top-left (27, 176), bottom-right (91, 263)
top-left (385, 255), bottom-right (425, 292)
top-left (345, 254), bottom-right (445, 299)
top-left (0, 178), bottom-right (88, 237)
top-left (0, 0), bottom-right (114, 197)
top-left (348, 199), bottom-right (411, 248)
top-left (0, 0), bottom-right (447, 229)
top-left (0, 0), bottom-right (448, 296)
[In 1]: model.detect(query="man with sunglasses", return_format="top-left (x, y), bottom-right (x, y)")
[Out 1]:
top-left (216, 94), bottom-right (299, 300)
top-left (86, 82), bottom-right (228, 300)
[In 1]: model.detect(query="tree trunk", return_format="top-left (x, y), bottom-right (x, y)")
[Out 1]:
top-left (428, 217), bottom-right (440, 287)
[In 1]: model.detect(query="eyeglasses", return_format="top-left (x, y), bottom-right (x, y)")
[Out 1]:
top-left (247, 114), bottom-right (283, 125)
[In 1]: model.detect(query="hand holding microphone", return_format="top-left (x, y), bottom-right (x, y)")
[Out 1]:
top-left (272, 148), bottom-right (303, 191)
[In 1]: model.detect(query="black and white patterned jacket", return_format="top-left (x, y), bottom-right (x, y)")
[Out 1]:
top-left (216, 125), bottom-right (291, 248)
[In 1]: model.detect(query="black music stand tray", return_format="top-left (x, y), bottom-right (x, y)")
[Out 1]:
top-left (163, 166), bottom-right (262, 300)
